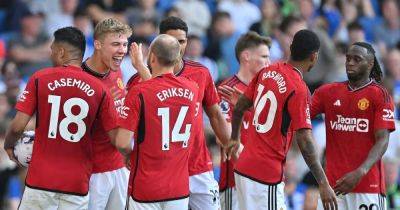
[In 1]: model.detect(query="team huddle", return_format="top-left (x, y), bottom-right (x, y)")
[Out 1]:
top-left (2, 16), bottom-right (395, 210)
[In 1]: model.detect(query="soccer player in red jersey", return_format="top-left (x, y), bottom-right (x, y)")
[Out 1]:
top-left (229, 30), bottom-right (337, 210)
top-left (217, 31), bottom-right (271, 210)
top-left (128, 17), bottom-right (230, 210)
top-left (3, 27), bottom-right (118, 209)
top-left (312, 42), bottom-right (395, 210)
top-left (82, 18), bottom-right (132, 210)
top-left (115, 34), bottom-right (198, 210)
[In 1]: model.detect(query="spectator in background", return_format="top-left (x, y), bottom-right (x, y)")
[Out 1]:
top-left (374, 0), bottom-right (400, 53)
top-left (347, 22), bottom-right (366, 44)
top-left (250, 0), bottom-right (280, 37)
top-left (384, 159), bottom-right (400, 209)
top-left (73, 9), bottom-right (95, 60)
top-left (84, 0), bottom-right (133, 24)
top-left (174, 0), bottom-right (211, 38)
top-left (218, 0), bottom-right (261, 34)
top-left (7, 7), bottom-right (51, 80)
top-left (385, 48), bottom-right (400, 114)
top-left (318, 0), bottom-right (342, 37)
top-left (277, 16), bottom-right (307, 61)
top-left (298, 0), bottom-right (317, 28)
top-left (206, 11), bottom-right (241, 79)
top-left (126, 0), bottom-right (160, 29)
top-left (185, 35), bottom-right (219, 81)
top-left (45, 0), bottom-right (79, 36)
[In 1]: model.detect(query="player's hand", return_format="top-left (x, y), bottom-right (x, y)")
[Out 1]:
top-left (334, 169), bottom-right (365, 195)
top-left (319, 182), bottom-right (338, 210)
top-left (5, 148), bottom-right (23, 167)
top-left (218, 85), bottom-right (243, 105)
top-left (225, 139), bottom-right (240, 160)
top-left (130, 42), bottom-right (146, 70)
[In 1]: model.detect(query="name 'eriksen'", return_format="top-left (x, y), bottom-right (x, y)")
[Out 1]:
top-left (157, 88), bottom-right (194, 102)
top-left (48, 78), bottom-right (95, 96)
top-left (262, 71), bottom-right (287, 93)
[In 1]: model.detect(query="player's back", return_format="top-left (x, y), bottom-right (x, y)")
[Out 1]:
top-left (235, 62), bottom-right (311, 184)
top-left (17, 65), bottom-right (116, 195)
top-left (128, 73), bottom-right (198, 202)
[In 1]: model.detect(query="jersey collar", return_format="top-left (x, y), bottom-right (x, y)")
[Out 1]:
top-left (175, 59), bottom-right (186, 76)
top-left (284, 63), bottom-right (303, 79)
top-left (347, 79), bottom-right (373, 92)
top-left (82, 60), bottom-right (110, 79)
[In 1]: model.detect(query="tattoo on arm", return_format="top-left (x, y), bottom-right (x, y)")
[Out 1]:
top-left (297, 129), bottom-right (329, 185)
top-left (231, 95), bottom-right (252, 140)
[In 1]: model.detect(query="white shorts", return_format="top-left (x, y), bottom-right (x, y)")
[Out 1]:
top-left (234, 172), bottom-right (286, 210)
top-left (317, 193), bottom-right (386, 210)
top-left (19, 186), bottom-right (88, 210)
top-left (189, 171), bottom-right (220, 210)
top-left (220, 187), bottom-right (239, 210)
top-left (127, 196), bottom-right (188, 210)
top-left (88, 167), bottom-right (129, 210)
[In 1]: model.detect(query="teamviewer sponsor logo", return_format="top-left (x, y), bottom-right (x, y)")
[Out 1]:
top-left (330, 115), bottom-right (369, 132)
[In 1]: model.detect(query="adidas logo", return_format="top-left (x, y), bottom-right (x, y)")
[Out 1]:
top-left (334, 100), bottom-right (341, 106)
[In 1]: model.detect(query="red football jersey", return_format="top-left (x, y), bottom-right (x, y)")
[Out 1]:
top-left (126, 60), bottom-right (220, 175)
top-left (119, 73), bottom-right (198, 202)
top-left (311, 81), bottom-right (395, 194)
top-left (234, 62), bottom-right (312, 184)
top-left (218, 75), bottom-right (251, 190)
top-left (15, 65), bottom-right (118, 195)
top-left (82, 62), bottom-right (126, 173)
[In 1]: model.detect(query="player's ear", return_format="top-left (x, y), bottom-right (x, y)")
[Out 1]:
top-left (94, 40), bottom-right (102, 50)
top-left (310, 51), bottom-right (318, 63)
top-left (242, 50), bottom-right (250, 63)
top-left (59, 47), bottom-right (65, 59)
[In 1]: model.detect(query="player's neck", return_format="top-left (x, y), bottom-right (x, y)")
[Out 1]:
top-left (287, 60), bottom-right (307, 77)
top-left (236, 67), bottom-right (253, 85)
top-left (173, 59), bottom-right (184, 74)
top-left (152, 66), bottom-right (174, 78)
top-left (348, 78), bottom-right (372, 90)
top-left (86, 53), bottom-right (110, 74)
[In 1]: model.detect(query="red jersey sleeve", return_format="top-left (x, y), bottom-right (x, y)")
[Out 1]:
top-left (311, 87), bottom-right (325, 119)
top-left (288, 87), bottom-right (312, 131)
top-left (118, 87), bottom-right (141, 132)
top-left (203, 71), bottom-right (220, 107)
top-left (98, 90), bottom-right (119, 132)
top-left (15, 74), bottom-right (37, 116)
top-left (374, 93), bottom-right (395, 132)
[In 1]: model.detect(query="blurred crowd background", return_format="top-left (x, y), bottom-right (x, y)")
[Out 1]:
top-left (0, 0), bottom-right (400, 209)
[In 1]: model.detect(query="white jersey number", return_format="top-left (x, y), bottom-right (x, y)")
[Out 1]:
top-left (252, 84), bottom-right (278, 133)
top-left (48, 95), bottom-right (89, 142)
top-left (158, 106), bottom-right (191, 151)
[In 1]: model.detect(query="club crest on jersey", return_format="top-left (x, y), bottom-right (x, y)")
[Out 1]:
top-left (117, 78), bottom-right (124, 90)
top-left (330, 115), bottom-right (369, 132)
top-left (357, 98), bottom-right (369, 110)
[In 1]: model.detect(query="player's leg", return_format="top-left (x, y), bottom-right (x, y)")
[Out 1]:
top-left (58, 193), bottom-right (89, 210)
top-left (347, 193), bottom-right (387, 210)
top-left (234, 173), bottom-right (286, 210)
top-left (105, 167), bottom-right (129, 210)
top-left (316, 194), bottom-right (346, 210)
top-left (127, 197), bottom-right (162, 210)
top-left (162, 197), bottom-right (189, 210)
top-left (189, 171), bottom-right (220, 210)
top-left (220, 187), bottom-right (239, 210)
top-left (18, 186), bottom-right (58, 210)
top-left (88, 171), bottom-right (114, 210)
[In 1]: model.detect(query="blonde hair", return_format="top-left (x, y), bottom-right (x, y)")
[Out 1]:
top-left (94, 18), bottom-right (132, 40)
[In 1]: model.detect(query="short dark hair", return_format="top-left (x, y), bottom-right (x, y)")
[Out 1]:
top-left (212, 11), bottom-right (231, 26)
top-left (54, 27), bottom-right (86, 59)
top-left (235, 31), bottom-right (272, 63)
top-left (347, 21), bottom-right (363, 31)
top-left (290, 29), bottom-right (320, 61)
top-left (279, 15), bottom-right (304, 34)
top-left (159, 16), bottom-right (188, 35)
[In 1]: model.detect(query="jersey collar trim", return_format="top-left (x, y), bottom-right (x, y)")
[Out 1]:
top-left (82, 60), bottom-right (110, 79)
top-left (175, 60), bottom-right (186, 76)
top-left (347, 79), bottom-right (373, 92)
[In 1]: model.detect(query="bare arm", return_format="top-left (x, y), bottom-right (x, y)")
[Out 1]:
top-left (4, 112), bottom-right (32, 164)
top-left (9, 41), bottom-right (52, 63)
top-left (204, 104), bottom-right (231, 146)
top-left (230, 95), bottom-right (253, 141)
top-left (113, 128), bottom-right (134, 156)
top-left (296, 128), bottom-right (337, 210)
top-left (130, 42), bottom-right (152, 81)
top-left (359, 129), bottom-right (389, 173)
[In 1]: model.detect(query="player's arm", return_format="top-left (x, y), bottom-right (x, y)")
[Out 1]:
top-left (204, 104), bottom-right (231, 147)
top-left (113, 128), bottom-right (134, 156)
top-left (130, 42), bottom-right (151, 81)
top-left (296, 129), bottom-right (338, 210)
top-left (334, 129), bottom-right (390, 195)
top-left (230, 95), bottom-right (252, 142)
top-left (4, 112), bottom-right (32, 163)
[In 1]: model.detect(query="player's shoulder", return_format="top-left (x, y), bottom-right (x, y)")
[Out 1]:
top-left (369, 81), bottom-right (391, 102)
top-left (218, 75), bottom-right (240, 87)
top-left (183, 60), bottom-right (210, 74)
top-left (315, 81), bottom-right (347, 93)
